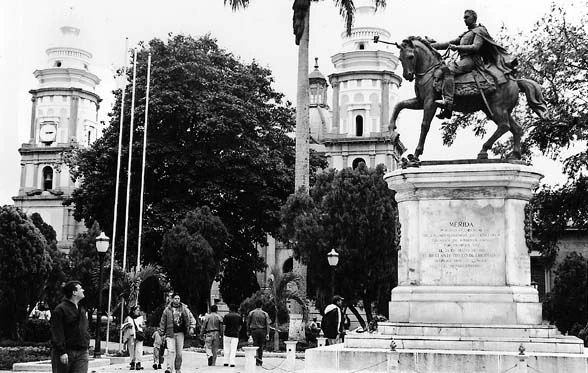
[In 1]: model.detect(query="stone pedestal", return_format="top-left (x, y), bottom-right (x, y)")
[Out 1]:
top-left (387, 161), bottom-right (542, 325)
top-left (305, 161), bottom-right (588, 372)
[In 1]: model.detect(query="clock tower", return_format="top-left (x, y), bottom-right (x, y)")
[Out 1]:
top-left (13, 24), bottom-right (101, 251)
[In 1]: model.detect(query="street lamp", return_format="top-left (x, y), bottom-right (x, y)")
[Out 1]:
top-left (94, 232), bottom-right (110, 358)
top-left (327, 249), bottom-right (339, 298)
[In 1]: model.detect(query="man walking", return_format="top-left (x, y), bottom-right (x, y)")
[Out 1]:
top-left (159, 293), bottom-right (196, 373)
top-left (247, 299), bottom-right (271, 366)
top-left (50, 281), bottom-right (90, 373)
top-left (322, 295), bottom-right (344, 345)
top-left (222, 304), bottom-right (242, 367)
top-left (200, 304), bottom-right (223, 366)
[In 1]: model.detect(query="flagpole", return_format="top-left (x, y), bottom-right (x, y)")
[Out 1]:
top-left (123, 48), bottom-right (138, 274)
top-left (105, 37), bottom-right (128, 356)
top-left (136, 52), bottom-right (151, 271)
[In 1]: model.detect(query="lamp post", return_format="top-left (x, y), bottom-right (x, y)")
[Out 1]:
top-left (327, 249), bottom-right (339, 298)
top-left (94, 232), bottom-right (110, 358)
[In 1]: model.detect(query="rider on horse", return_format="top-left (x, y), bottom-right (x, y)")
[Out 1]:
top-left (430, 9), bottom-right (516, 120)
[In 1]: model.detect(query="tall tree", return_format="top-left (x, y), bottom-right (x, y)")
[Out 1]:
top-left (30, 213), bottom-right (70, 309)
top-left (543, 252), bottom-right (588, 335)
top-left (68, 35), bottom-right (297, 300)
top-left (223, 0), bottom-right (386, 191)
top-left (0, 206), bottom-right (52, 340)
top-left (280, 164), bottom-right (399, 320)
top-left (161, 207), bottom-right (228, 313)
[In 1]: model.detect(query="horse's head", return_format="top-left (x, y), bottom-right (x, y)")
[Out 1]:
top-left (396, 37), bottom-right (442, 83)
top-left (397, 39), bottom-right (417, 82)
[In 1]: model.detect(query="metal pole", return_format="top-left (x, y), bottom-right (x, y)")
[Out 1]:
top-left (136, 52), bottom-right (152, 272)
top-left (331, 268), bottom-right (335, 299)
top-left (105, 37), bottom-right (129, 356)
top-left (94, 253), bottom-right (105, 358)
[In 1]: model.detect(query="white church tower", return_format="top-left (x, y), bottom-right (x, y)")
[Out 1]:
top-left (310, 0), bottom-right (405, 170)
top-left (13, 24), bottom-right (101, 250)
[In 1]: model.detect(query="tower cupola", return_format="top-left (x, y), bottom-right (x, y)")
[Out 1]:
top-left (309, 58), bottom-right (328, 107)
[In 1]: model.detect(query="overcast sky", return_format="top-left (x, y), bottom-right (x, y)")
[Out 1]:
top-left (0, 0), bottom-right (574, 205)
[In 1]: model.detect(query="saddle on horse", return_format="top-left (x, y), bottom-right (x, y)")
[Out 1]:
top-left (433, 67), bottom-right (496, 97)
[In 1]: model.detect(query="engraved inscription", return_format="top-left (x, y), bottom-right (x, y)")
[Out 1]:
top-left (423, 221), bottom-right (500, 269)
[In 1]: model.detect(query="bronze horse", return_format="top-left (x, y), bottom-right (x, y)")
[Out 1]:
top-left (390, 36), bottom-right (547, 160)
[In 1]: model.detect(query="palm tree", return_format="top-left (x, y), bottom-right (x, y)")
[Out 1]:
top-left (224, 0), bottom-right (386, 339)
top-left (267, 270), bottom-right (309, 350)
top-left (223, 0), bottom-right (387, 192)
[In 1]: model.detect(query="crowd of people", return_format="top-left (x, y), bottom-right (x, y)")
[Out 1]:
top-left (49, 280), bottom-right (348, 373)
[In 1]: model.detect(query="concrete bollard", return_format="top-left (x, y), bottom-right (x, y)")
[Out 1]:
top-left (243, 346), bottom-right (258, 373)
top-left (317, 337), bottom-right (327, 347)
top-left (387, 350), bottom-right (399, 372)
top-left (517, 355), bottom-right (528, 373)
top-left (285, 341), bottom-right (298, 372)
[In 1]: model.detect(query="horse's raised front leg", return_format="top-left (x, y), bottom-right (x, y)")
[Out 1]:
top-left (390, 98), bottom-right (423, 131)
top-left (415, 99), bottom-right (437, 159)
top-left (479, 109), bottom-right (511, 159)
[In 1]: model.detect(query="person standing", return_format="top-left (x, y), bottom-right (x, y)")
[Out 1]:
top-left (321, 295), bottom-right (344, 345)
top-left (50, 281), bottom-right (90, 373)
top-left (200, 304), bottom-right (223, 366)
top-left (159, 293), bottom-right (196, 373)
top-left (124, 305), bottom-right (145, 370)
top-left (247, 299), bottom-right (271, 366)
top-left (151, 330), bottom-right (165, 370)
top-left (222, 304), bottom-right (242, 367)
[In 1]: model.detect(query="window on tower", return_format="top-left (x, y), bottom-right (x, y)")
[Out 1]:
top-left (356, 115), bottom-right (364, 136)
top-left (359, 43), bottom-right (365, 50)
top-left (54, 61), bottom-right (62, 67)
top-left (42, 166), bottom-right (53, 191)
top-left (283, 257), bottom-right (293, 273)
top-left (352, 158), bottom-right (367, 169)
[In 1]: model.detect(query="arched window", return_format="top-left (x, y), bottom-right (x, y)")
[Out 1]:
top-left (355, 115), bottom-right (364, 136)
top-left (352, 158), bottom-right (366, 169)
top-left (358, 43), bottom-right (365, 50)
top-left (282, 257), bottom-right (293, 273)
top-left (42, 166), bottom-right (53, 191)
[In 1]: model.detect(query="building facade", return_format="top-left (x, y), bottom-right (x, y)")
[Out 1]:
top-left (13, 25), bottom-right (101, 251)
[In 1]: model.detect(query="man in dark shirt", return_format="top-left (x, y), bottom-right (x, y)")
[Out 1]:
top-left (50, 281), bottom-right (90, 373)
top-left (247, 299), bottom-right (271, 366)
top-left (222, 304), bottom-right (242, 367)
top-left (322, 295), bottom-right (344, 345)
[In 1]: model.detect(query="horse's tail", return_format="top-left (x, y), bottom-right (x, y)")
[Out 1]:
top-left (517, 79), bottom-right (548, 120)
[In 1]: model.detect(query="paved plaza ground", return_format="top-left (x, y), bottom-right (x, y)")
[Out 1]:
top-left (4, 341), bottom-right (305, 373)
top-left (92, 350), bottom-right (305, 373)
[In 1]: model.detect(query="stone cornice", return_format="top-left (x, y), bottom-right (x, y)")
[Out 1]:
top-left (29, 87), bottom-right (101, 103)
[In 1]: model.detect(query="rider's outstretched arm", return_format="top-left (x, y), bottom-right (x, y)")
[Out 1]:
top-left (431, 37), bottom-right (459, 50)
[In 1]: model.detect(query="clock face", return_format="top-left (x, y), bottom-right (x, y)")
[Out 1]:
top-left (40, 124), bottom-right (57, 143)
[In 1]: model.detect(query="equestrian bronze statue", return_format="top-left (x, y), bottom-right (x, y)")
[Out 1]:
top-left (378, 10), bottom-right (547, 162)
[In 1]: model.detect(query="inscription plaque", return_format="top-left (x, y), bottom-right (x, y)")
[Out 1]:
top-left (420, 200), bottom-right (505, 285)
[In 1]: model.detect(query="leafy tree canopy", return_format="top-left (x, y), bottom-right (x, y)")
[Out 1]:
top-left (0, 206), bottom-right (52, 339)
top-left (67, 34), bottom-right (303, 300)
top-left (161, 206), bottom-right (228, 313)
top-left (279, 164), bottom-right (399, 319)
top-left (29, 213), bottom-right (69, 309)
top-left (543, 252), bottom-right (587, 334)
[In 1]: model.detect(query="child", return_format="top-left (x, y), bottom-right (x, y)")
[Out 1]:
top-left (152, 329), bottom-right (165, 370)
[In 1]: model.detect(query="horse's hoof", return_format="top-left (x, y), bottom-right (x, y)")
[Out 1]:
top-left (505, 151), bottom-right (522, 160)
top-left (477, 152), bottom-right (488, 160)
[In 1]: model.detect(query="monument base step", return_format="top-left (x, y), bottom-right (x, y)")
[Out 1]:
top-left (344, 323), bottom-right (584, 354)
top-left (305, 346), bottom-right (588, 373)
top-left (390, 286), bottom-right (542, 324)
